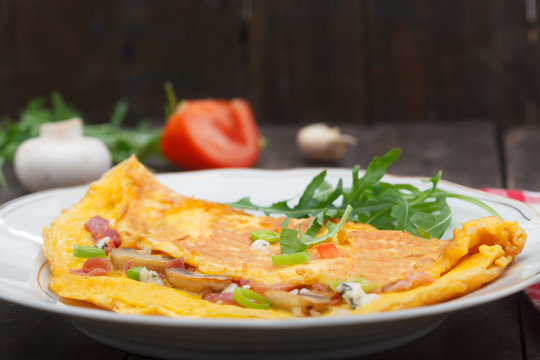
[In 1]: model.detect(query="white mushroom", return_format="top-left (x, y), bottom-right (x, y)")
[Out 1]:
top-left (263, 289), bottom-right (332, 315)
top-left (296, 123), bottom-right (357, 162)
top-left (110, 248), bottom-right (173, 273)
top-left (14, 118), bottom-right (112, 191)
top-left (165, 268), bottom-right (233, 293)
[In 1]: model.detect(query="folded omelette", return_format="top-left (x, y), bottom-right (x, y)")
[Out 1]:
top-left (43, 156), bottom-right (526, 318)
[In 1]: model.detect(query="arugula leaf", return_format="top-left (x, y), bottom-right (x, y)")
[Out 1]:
top-left (296, 170), bottom-right (327, 208)
top-left (409, 171), bottom-right (442, 205)
top-left (277, 219), bottom-right (307, 254)
top-left (302, 208), bottom-right (339, 236)
top-left (410, 195), bottom-right (452, 239)
top-left (345, 148), bottom-right (401, 204)
top-left (388, 190), bottom-right (415, 233)
top-left (315, 179), bottom-right (343, 206)
top-left (274, 206), bottom-right (352, 265)
top-left (51, 91), bottom-right (80, 121)
top-left (434, 191), bottom-right (501, 218)
top-left (230, 148), bottom-right (500, 239)
top-left (110, 99), bottom-right (129, 128)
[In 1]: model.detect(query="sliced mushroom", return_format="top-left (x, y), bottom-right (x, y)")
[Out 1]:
top-left (263, 289), bottom-right (332, 315)
top-left (110, 248), bottom-right (172, 273)
top-left (165, 268), bottom-right (233, 293)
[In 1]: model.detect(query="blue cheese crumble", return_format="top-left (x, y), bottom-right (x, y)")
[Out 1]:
top-left (336, 282), bottom-right (379, 309)
top-left (139, 267), bottom-right (164, 286)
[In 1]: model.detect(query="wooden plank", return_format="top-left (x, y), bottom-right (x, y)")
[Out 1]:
top-left (1, 301), bottom-right (125, 360)
top-left (8, 0), bottom-right (246, 124)
top-left (504, 125), bottom-right (540, 190)
top-left (0, 0), bottom-right (18, 117)
top-left (13, 0), bottom-right (107, 122)
top-left (365, 0), bottom-right (528, 126)
top-left (101, 0), bottom-right (247, 123)
top-left (249, 0), bottom-right (368, 124)
top-left (1, 0), bottom-right (533, 128)
top-left (260, 121), bottom-right (503, 188)
top-left (365, 0), bottom-right (435, 123)
top-left (519, 292), bottom-right (540, 360)
top-left (504, 125), bottom-right (540, 360)
top-left (364, 121), bottom-right (503, 188)
top-left (358, 297), bottom-right (522, 360)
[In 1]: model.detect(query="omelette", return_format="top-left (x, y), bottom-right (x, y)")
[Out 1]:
top-left (43, 156), bottom-right (526, 318)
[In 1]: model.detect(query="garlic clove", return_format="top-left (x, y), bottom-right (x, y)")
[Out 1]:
top-left (14, 118), bottom-right (112, 192)
top-left (297, 123), bottom-right (357, 162)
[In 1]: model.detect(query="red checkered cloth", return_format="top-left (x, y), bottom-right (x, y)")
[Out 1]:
top-left (481, 188), bottom-right (540, 310)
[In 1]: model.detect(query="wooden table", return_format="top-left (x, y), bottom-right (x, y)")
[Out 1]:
top-left (1, 122), bottom-right (539, 360)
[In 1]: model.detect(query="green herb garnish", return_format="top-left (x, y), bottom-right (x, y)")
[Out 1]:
top-left (267, 206), bottom-right (352, 266)
top-left (276, 218), bottom-right (308, 254)
top-left (233, 287), bottom-right (272, 309)
top-left (127, 266), bottom-right (144, 281)
top-left (229, 149), bottom-right (500, 239)
top-left (271, 251), bottom-right (312, 266)
top-left (299, 205), bottom-right (353, 246)
top-left (72, 244), bottom-right (107, 258)
top-left (249, 230), bottom-right (279, 243)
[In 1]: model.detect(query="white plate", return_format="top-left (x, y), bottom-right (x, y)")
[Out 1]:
top-left (1, 168), bottom-right (540, 360)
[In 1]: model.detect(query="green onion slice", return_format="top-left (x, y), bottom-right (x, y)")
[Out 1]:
top-left (233, 288), bottom-right (272, 309)
top-left (271, 251), bottom-right (312, 266)
top-left (72, 244), bottom-right (107, 258)
top-left (326, 277), bottom-right (378, 293)
top-left (127, 266), bottom-right (144, 281)
top-left (357, 278), bottom-right (378, 293)
top-left (250, 230), bottom-right (279, 243)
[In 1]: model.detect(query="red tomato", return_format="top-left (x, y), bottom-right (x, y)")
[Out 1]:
top-left (160, 99), bottom-right (260, 170)
top-left (315, 243), bottom-right (341, 259)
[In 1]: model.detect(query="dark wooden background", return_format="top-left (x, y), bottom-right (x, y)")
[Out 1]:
top-left (0, 0), bottom-right (539, 126)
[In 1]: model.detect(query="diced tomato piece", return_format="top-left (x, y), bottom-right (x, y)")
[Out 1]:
top-left (70, 258), bottom-right (111, 276)
top-left (315, 243), bottom-right (341, 259)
